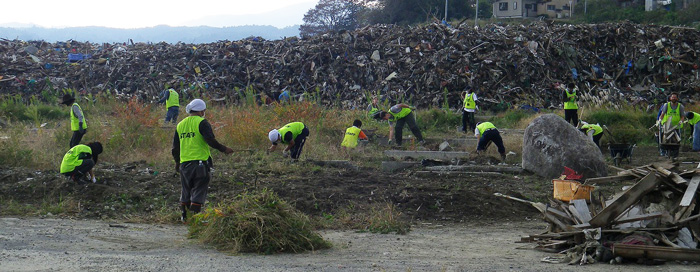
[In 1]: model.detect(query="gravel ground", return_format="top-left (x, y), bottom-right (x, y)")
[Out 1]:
top-left (1, 217), bottom-right (697, 272)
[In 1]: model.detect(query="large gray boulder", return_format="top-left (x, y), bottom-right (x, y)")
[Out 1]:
top-left (522, 114), bottom-right (607, 179)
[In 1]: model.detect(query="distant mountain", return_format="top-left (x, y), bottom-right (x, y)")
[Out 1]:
top-left (0, 25), bottom-right (300, 43)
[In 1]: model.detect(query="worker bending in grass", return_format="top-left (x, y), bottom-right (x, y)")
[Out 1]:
top-left (373, 103), bottom-right (425, 147)
top-left (580, 121), bottom-right (604, 148)
top-left (685, 112), bottom-right (700, 151)
top-left (474, 122), bottom-right (506, 161)
top-left (157, 88), bottom-right (180, 125)
top-left (172, 99), bottom-right (233, 223)
top-left (268, 121), bottom-right (309, 160)
top-left (341, 119), bottom-right (368, 150)
top-left (60, 142), bottom-right (103, 184)
top-left (60, 94), bottom-right (88, 148)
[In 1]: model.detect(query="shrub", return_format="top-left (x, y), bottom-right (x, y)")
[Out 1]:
top-left (188, 189), bottom-right (331, 254)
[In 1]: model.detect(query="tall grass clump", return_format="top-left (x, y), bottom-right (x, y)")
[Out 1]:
top-left (365, 203), bottom-right (410, 234)
top-left (584, 109), bottom-right (656, 144)
top-left (188, 189), bottom-right (331, 254)
top-left (491, 110), bottom-right (537, 129)
top-left (416, 108), bottom-right (461, 133)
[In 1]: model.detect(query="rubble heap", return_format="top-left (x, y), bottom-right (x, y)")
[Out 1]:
top-left (1, 22), bottom-right (699, 109)
top-left (503, 162), bottom-right (700, 265)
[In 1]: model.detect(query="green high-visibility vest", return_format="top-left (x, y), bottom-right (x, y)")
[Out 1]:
top-left (341, 126), bottom-right (362, 148)
top-left (688, 111), bottom-right (700, 125)
top-left (463, 93), bottom-right (476, 110)
top-left (166, 89), bottom-right (180, 109)
top-left (581, 124), bottom-right (603, 136)
top-left (60, 144), bottom-right (92, 173)
top-left (477, 122), bottom-right (497, 136)
top-left (176, 116), bottom-right (211, 163)
top-left (661, 102), bottom-right (682, 127)
top-left (278, 122), bottom-right (305, 144)
top-left (388, 107), bottom-right (412, 121)
top-left (564, 89), bottom-right (578, 110)
top-left (70, 103), bottom-right (87, 131)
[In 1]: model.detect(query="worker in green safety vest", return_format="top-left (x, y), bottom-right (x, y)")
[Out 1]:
top-left (268, 121), bottom-right (310, 160)
top-left (685, 112), bottom-right (700, 151)
top-left (60, 94), bottom-right (88, 148)
top-left (158, 88), bottom-right (180, 125)
top-left (460, 86), bottom-right (478, 133)
top-left (59, 142), bottom-right (103, 184)
top-left (374, 103), bottom-right (425, 146)
top-left (558, 82), bottom-right (579, 126)
top-left (579, 122), bottom-right (604, 148)
top-left (341, 119), bottom-right (368, 149)
top-left (475, 122), bottom-right (506, 161)
top-left (659, 92), bottom-right (685, 129)
top-left (172, 99), bottom-right (234, 223)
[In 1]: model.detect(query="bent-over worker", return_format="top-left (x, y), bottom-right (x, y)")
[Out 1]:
top-left (268, 122), bottom-right (309, 160)
top-left (475, 122), bottom-right (506, 161)
top-left (60, 142), bottom-right (103, 184)
top-left (686, 111), bottom-right (700, 151)
top-left (374, 103), bottom-right (425, 146)
top-left (580, 122), bottom-right (603, 147)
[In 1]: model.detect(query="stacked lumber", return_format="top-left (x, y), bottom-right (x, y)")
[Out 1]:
top-left (499, 162), bottom-right (700, 265)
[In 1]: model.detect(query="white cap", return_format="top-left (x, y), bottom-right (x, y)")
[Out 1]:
top-left (268, 129), bottom-right (280, 143)
top-left (185, 99), bottom-right (206, 113)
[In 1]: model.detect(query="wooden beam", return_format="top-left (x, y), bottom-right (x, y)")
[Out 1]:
top-left (613, 244), bottom-right (700, 262)
top-left (584, 175), bottom-right (636, 184)
top-left (653, 165), bottom-right (687, 185)
top-left (680, 174), bottom-right (700, 206)
top-left (589, 173), bottom-right (660, 228)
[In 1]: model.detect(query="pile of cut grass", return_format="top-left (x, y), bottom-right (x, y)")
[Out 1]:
top-left (188, 189), bottom-right (331, 254)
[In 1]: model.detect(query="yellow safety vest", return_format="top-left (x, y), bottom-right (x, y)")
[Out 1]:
top-left (564, 89), bottom-right (578, 110)
top-left (70, 103), bottom-right (87, 131)
top-left (60, 144), bottom-right (92, 173)
top-left (176, 116), bottom-right (211, 163)
top-left (661, 102), bottom-right (682, 127)
top-left (341, 126), bottom-right (362, 148)
top-left (388, 107), bottom-right (412, 121)
top-left (688, 111), bottom-right (700, 126)
top-left (166, 89), bottom-right (179, 109)
top-left (581, 124), bottom-right (603, 136)
top-left (278, 122), bottom-right (305, 144)
top-left (477, 122), bottom-right (497, 136)
top-left (463, 93), bottom-right (476, 110)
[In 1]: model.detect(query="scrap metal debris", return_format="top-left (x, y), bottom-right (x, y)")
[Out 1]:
top-left (1, 22), bottom-right (700, 109)
top-left (499, 162), bottom-right (700, 265)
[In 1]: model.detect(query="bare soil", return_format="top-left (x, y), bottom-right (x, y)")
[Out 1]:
top-left (2, 146), bottom-right (700, 270)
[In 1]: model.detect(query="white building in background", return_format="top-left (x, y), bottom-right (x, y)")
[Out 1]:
top-left (492, 0), bottom-right (580, 19)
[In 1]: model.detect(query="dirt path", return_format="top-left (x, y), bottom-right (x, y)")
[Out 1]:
top-left (1, 217), bottom-right (696, 271)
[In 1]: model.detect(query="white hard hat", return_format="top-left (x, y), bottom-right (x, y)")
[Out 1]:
top-left (268, 129), bottom-right (280, 143)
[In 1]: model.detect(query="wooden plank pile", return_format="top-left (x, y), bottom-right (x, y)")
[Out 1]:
top-left (500, 162), bottom-right (700, 265)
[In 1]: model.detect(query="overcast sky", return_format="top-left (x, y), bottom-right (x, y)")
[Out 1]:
top-left (1, 0), bottom-right (318, 29)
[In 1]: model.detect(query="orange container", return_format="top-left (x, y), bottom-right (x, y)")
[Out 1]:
top-left (552, 179), bottom-right (595, 202)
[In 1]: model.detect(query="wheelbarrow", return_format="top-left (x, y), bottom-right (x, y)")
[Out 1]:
top-left (608, 143), bottom-right (636, 166)
top-left (657, 121), bottom-right (682, 159)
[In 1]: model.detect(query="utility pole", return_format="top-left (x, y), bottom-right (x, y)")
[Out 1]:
top-left (445, 0), bottom-right (449, 21)
top-left (475, 0), bottom-right (479, 26)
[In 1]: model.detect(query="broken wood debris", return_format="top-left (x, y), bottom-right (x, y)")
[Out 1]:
top-left (497, 162), bottom-right (700, 265)
top-left (2, 22), bottom-right (700, 110)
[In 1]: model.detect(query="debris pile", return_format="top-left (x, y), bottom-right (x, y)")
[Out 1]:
top-left (501, 162), bottom-right (700, 265)
top-left (1, 22), bottom-right (700, 109)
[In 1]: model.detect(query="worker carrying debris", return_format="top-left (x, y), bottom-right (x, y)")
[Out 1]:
top-left (657, 92), bottom-right (685, 156)
top-left (341, 119), bottom-right (368, 149)
top-left (373, 104), bottom-right (425, 147)
top-left (157, 88), bottom-right (180, 125)
top-left (474, 122), bottom-right (506, 161)
top-left (60, 94), bottom-right (88, 148)
top-left (172, 99), bottom-right (234, 223)
top-left (460, 86), bottom-right (478, 133)
top-left (579, 121), bottom-right (603, 148)
top-left (268, 121), bottom-right (309, 160)
top-left (685, 111), bottom-right (700, 151)
top-left (558, 83), bottom-right (579, 126)
top-left (60, 142), bottom-right (103, 184)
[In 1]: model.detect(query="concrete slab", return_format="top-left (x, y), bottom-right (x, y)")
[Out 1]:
top-left (423, 165), bottom-right (524, 174)
top-left (381, 161), bottom-right (419, 173)
top-left (384, 150), bottom-right (471, 160)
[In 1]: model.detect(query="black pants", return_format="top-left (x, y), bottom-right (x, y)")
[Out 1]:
top-left (461, 111), bottom-right (475, 132)
top-left (593, 133), bottom-right (602, 147)
top-left (477, 129), bottom-right (505, 155)
top-left (395, 112), bottom-right (424, 146)
top-left (290, 127), bottom-right (309, 159)
top-left (70, 130), bottom-right (86, 148)
top-left (179, 160), bottom-right (211, 205)
top-left (63, 159), bottom-right (95, 180)
top-left (564, 109), bottom-right (578, 126)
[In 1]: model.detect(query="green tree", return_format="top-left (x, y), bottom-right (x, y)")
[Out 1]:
top-left (300, 0), bottom-right (363, 38)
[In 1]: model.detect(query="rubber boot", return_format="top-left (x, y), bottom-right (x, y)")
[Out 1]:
top-left (180, 202), bottom-right (189, 223)
top-left (189, 202), bottom-right (202, 214)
